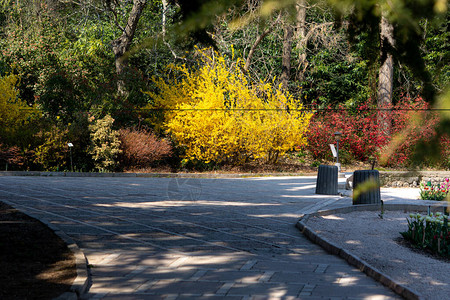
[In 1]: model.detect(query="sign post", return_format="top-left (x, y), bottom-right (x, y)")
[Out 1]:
top-left (329, 143), bottom-right (340, 171)
top-left (329, 144), bottom-right (337, 158)
top-left (68, 143), bottom-right (73, 172)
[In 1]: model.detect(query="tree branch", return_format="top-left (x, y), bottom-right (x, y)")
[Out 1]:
top-left (244, 13), bottom-right (282, 72)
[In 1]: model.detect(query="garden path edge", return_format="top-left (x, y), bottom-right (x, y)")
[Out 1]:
top-left (1, 199), bottom-right (90, 300)
top-left (296, 203), bottom-right (450, 300)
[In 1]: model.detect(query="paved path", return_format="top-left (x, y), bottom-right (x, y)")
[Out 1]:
top-left (0, 175), bottom-right (413, 299)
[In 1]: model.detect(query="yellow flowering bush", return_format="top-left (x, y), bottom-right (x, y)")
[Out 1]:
top-left (146, 49), bottom-right (312, 164)
top-left (0, 74), bottom-right (39, 143)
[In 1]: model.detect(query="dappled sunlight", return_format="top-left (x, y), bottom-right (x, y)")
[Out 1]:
top-left (82, 196), bottom-right (110, 200)
top-left (280, 194), bottom-right (334, 199)
top-left (246, 176), bottom-right (316, 181)
top-left (167, 255), bottom-right (237, 267)
top-left (86, 221), bottom-right (127, 227)
top-left (35, 258), bottom-right (75, 285)
top-left (284, 184), bottom-right (316, 191)
top-left (250, 232), bottom-right (279, 238)
top-left (391, 259), bottom-right (405, 264)
top-left (345, 240), bottom-right (362, 245)
top-left (1, 176), bottom-right (414, 298)
top-left (181, 232), bottom-right (204, 238)
top-left (304, 209), bottom-right (450, 299)
top-left (428, 280), bottom-right (447, 287)
top-left (408, 272), bottom-right (421, 279)
top-left (267, 286), bottom-right (289, 298)
top-left (240, 274), bottom-right (261, 283)
top-left (93, 200), bottom-right (279, 209)
top-left (121, 233), bottom-right (185, 241)
top-left (322, 215), bottom-right (344, 220)
top-left (278, 182), bottom-right (316, 186)
top-left (335, 276), bottom-right (359, 286)
top-left (248, 213), bottom-right (300, 218)
top-left (380, 188), bottom-right (421, 202)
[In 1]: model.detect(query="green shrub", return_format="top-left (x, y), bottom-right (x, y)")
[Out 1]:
top-left (33, 126), bottom-right (69, 171)
top-left (88, 115), bottom-right (121, 172)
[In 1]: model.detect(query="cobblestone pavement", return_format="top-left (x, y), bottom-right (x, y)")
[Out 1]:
top-left (0, 176), bottom-right (403, 299)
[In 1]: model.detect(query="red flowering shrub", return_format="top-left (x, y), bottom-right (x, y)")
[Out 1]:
top-left (440, 135), bottom-right (450, 168)
top-left (0, 143), bottom-right (24, 169)
top-left (306, 97), bottom-right (446, 168)
top-left (306, 103), bottom-right (387, 162)
top-left (119, 128), bottom-right (172, 170)
top-left (383, 97), bottom-right (440, 167)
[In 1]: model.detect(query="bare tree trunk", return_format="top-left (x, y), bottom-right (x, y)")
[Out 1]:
top-left (295, 0), bottom-right (306, 40)
top-left (281, 21), bottom-right (293, 90)
top-left (161, 0), bottom-right (167, 37)
top-left (111, 0), bottom-right (147, 96)
top-left (377, 15), bottom-right (395, 135)
top-left (244, 13), bottom-right (281, 72)
top-left (295, 0), bottom-right (307, 82)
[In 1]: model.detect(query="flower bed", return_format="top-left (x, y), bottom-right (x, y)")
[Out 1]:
top-left (419, 178), bottom-right (450, 201)
top-left (401, 212), bottom-right (450, 258)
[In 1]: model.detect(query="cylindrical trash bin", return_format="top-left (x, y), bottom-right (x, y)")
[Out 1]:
top-left (353, 170), bottom-right (381, 205)
top-left (315, 165), bottom-right (338, 195)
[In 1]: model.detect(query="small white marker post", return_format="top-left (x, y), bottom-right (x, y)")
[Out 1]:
top-left (329, 144), bottom-right (337, 158)
top-left (329, 144), bottom-right (340, 171)
top-left (333, 131), bottom-right (343, 173)
top-left (68, 142), bottom-right (74, 172)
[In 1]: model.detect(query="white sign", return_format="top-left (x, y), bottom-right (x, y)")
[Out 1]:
top-left (329, 144), bottom-right (337, 158)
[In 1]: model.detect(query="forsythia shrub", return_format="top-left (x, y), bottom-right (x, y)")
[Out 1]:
top-left (147, 49), bottom-right (312, 164)
top-left (0, 74), bottom-right (39, 144)
top-left (119, 128), bottom-right (172, 170)
top-left (89, 115), bottom-right (121, 172)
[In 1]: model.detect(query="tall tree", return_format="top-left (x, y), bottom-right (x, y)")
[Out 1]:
top-left (243, 12), bottom-right (282, 73)
top-left (295, 0), bottom-right (307, 82)
top-left (109, 0), bottom-right (147, 95)
top-left (377, 13), bottom-right (395, 134)
top-left (280, 14), bottom-right (293, 89)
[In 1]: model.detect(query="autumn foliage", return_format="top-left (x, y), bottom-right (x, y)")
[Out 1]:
top-left (0, 143), bottom-right (24, 168)
top-left (147, 49), bottom-right (312, 164)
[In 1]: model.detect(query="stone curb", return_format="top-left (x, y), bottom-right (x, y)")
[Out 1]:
top-left (296, 203), bottom-right (449, 300)
top-left (1, 200), bottom-right (89, 300)
top-left (45, 223), bottom-right (90, 300)
top-left (0, 170), bottom-right (317, 178)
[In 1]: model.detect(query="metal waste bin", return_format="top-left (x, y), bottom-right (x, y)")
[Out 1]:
top-left (352, 170), bottom-right (381, 205)
top-left (315, 165), bottom-right (338, 195)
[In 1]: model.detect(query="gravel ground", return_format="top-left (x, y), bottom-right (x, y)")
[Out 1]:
top-left (305, 210), bottom-right (450, 300)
